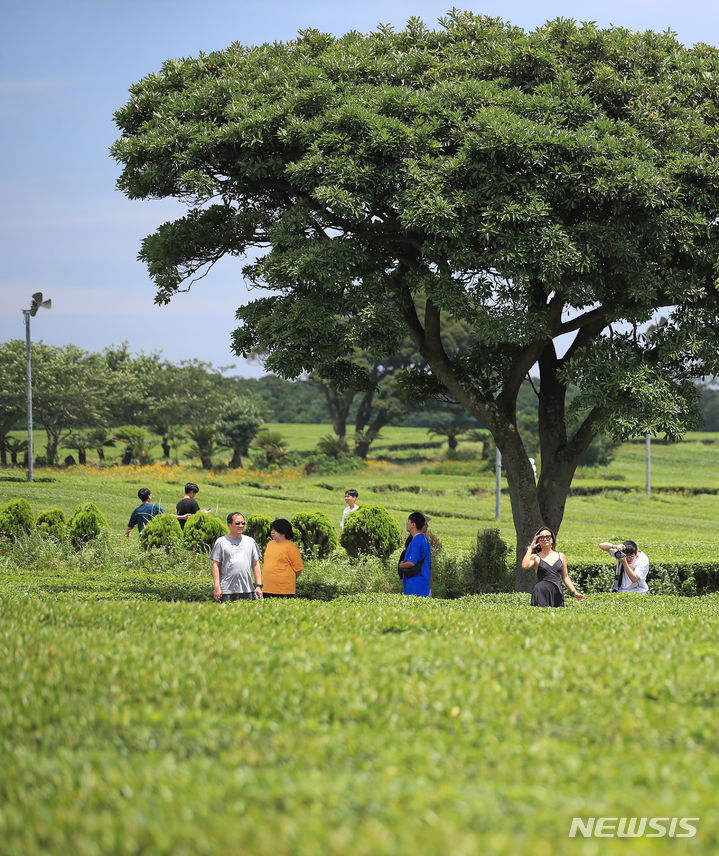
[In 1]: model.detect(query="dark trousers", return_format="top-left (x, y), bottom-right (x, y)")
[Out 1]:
top-left (220, 592), bottom-right (255, 602)
top-left (262, 593), bottom-right (296, 599)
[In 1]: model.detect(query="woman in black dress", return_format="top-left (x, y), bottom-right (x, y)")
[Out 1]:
top-left (522, 526), bottom-right (586, 607)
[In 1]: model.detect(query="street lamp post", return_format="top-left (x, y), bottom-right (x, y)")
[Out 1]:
top-left (23, 292), bottom-right (51, 483)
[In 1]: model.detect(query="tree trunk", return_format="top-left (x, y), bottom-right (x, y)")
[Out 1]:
top-left (45, 435), bottom-right (59, 466)
top-left (229, 448), bottom-right (243, 468)
top-left (448, 434), bottom-right (458, 451)
top-left (201, 455), bottom-right (212, 470)
top-left (97, 447), bottom-right (105, 462)
top-left (79, 449), bottom-right (87, 465)
top-left (354, 438), bottom-right (371, 459)
top-left (323, 384), bottom-right (355, 440)
top-left (501, 352), bottom-right (594, 591)
top-left (499, 437), bottom-right (544, 592)
top-left (161, 437), bottom-right (171, 459)
top-left (354, 401), bottom-right (392, 459)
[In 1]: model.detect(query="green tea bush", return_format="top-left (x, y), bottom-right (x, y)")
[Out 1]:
top-left (66, 501), bottom-right (109, 548)
top-left (183, 513), bottom-right (226, 552)
top-left (340, 504), bottom-right (402, 561)
top-left (139, 513), bottom-right (183, 552)
top-left (35, 508), bottom-right (67, 541)
top-left (681, 571), bottom-right (699, 597)
top-left (570, 562), bottom-right (615, 594)
top-left (297, 553), bottom-right (398, 599)
top-left (244, 513), bottom-right (272, 548)
top-left (291, 510), bottom-right (338, 558)
top-left (430, 552), bottom-right (468, 599)
top-left (429, 529), bottom-right (512, 597)
top-left (465, 528), bottom-right (513, 594)
top-left (0, 498), bottom-right (35, 539)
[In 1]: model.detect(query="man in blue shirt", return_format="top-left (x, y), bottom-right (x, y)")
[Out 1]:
top-left (398, 511), bottom-right (431, 596)
top-left (125, 488), bottom-right (165, 536)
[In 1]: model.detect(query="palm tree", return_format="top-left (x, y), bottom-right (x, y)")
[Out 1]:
top-left (428, 419), bottom-right (470, 452)
top-left (186, 424), bottom-right (216, 470)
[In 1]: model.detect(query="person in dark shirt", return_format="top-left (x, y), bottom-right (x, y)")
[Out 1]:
top-left (176, 482), bottom-right (209, 530)
top-left (125, 488), bottom-right (165, 536)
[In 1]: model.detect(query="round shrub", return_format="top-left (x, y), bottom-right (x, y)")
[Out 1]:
top-left (0, 498), bottom-right (35, 539)
top-left (183, 513), bottom-right (226, 552)
top-left (67, 501), bottom-right (109, 547)
top-left (244, 513), bottom-right (272, 548)
top-left (140, 512), bottom-right (183, 552)
top-left (35, 508), bottom-right (67, 541)
top-left (465, 528), bottom-right (513, 594)
top-left (291, 510), bottom-right (338, 558)
top-left (681, 572), bottom-right (698, 597)
top-left (340, 504), bottom-right (402, 561)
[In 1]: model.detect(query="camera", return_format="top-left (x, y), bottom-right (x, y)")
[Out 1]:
top-left (532, 543), bottom-right (542, 554)
top-left (614, 550), bottom-right (626, 559)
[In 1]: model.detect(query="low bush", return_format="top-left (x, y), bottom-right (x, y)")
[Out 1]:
top-left (183, 513), bottom-right (226, 553)
top-left (244, 513), bottom-right (272, 548)
top-left (35, 508), bottom-right (67, 541)
top-left (139, 513), bottom-right (183, 552)
top-left (340, 504), bottom-right (402, 561)
top-left (297, 553), bottom-right (398, 599)
top-left (291, 510), bottom-right (338, 558)
top-left (66, 501), bottom-right (109, 548)
top-left (430, 528), bottom-right (512, 598)
top-left (466, 528), bottom-right (514, 594)
top-left (0, 498), bottom-right (35, 539)
top-left (430, 552), bottom-right (468, 600)
top-left (301, 451), bottom-right (367, 475)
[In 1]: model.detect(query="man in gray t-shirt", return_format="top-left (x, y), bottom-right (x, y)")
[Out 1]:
top-left (210, 512), bottom-right (263, 602)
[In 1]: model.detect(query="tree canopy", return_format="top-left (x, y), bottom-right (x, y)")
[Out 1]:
top-left (113, 12), bottom-right (719, 587)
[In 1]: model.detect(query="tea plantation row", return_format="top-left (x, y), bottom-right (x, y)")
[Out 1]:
top-left (1, 591), bottom-right (718, 855)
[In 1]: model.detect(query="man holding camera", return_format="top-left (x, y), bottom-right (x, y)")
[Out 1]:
top-left (599, 540), bottom-right (649, 593)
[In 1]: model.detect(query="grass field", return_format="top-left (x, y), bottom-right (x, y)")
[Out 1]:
top-left (1, 592), bottom-right (717, 855)
top-left (2, 432), bottom-right (719, 853)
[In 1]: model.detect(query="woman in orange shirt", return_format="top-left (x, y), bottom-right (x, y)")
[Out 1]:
top-left (262, 518), bottom-right (304, 598)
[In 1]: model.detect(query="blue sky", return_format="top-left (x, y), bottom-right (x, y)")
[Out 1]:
top-left (2, 0), bottom-right (719, 377)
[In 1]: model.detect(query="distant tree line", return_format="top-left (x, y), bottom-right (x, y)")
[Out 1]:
top-left (0, 339), bottom-right (467, 467)
top-left (4, 338), bottom-right (717, 469)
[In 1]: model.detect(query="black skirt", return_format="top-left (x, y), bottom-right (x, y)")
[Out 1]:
top-left (530, 580), bottom-right (565, 608)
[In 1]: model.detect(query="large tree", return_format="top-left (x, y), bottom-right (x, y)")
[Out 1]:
top-left (31, 344), bottom-right (111, 465)
top-left (0, 341), bottom-right (27, 467)
top-left (311, 346), bottom-right (415, 457)
top-left (113, 14), bottom-right (719, 588)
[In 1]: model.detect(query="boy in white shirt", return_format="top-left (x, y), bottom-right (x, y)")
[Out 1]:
top-left (341, 489), bottom-right (359, 529)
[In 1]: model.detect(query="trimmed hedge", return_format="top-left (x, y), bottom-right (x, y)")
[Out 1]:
top-left (67, 501), bottom-right (109, 547)
top-left (183, 513), bottom-right (226, 553)
top-left (340, 504), bottom-right (402, 561)
top-left (244, 513), bottom-right (272, 548)
top-left (140, 513), bottom-right (183, 551)
top-left (0, 498), bottom-right (35, 539)
top-left (35, 508), bottom-right (67, 541)
top-left (291, 510), bottom-right (338, 558)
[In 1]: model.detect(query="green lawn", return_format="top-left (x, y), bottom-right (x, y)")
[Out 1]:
top-left (0, 592), bottom-right (717, 855)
